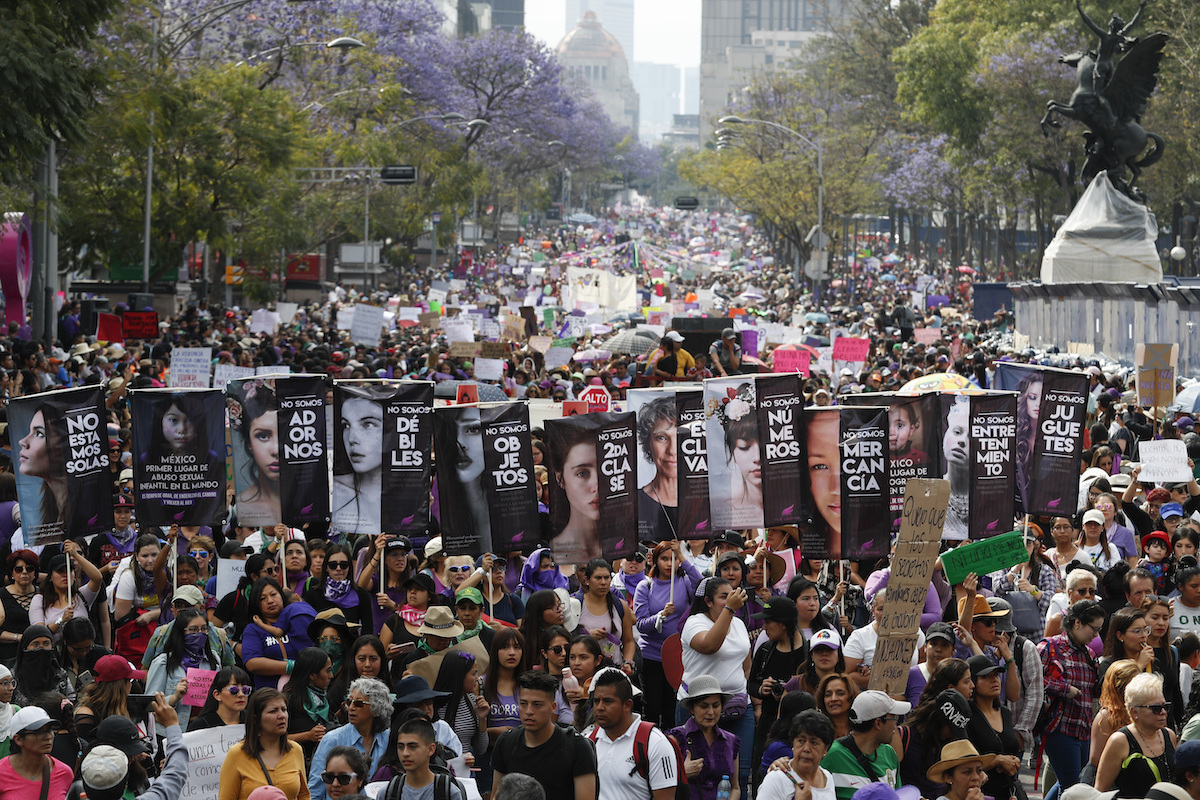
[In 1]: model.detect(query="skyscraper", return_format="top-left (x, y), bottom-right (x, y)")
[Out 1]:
top-left (490, 0), bottom-right (525, 31)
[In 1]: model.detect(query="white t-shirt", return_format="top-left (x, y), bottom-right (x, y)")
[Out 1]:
top-left (1081, 541), bottom-right (1122, 571)
top-left (758, 766), bottom-right (837, 800)
top-left (1175, 601), bottom-right (1200, 637)
top-left (586, 715), bottom-right (678, 800)
top-left (680, 612), bottom-right (751, 701)
top-left (844, 624), bottom-right (925, 667)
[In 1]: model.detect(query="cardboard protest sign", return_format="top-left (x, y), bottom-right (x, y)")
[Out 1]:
top-left (1136, 343), bottom-right (1178, 410)
top-left (480, 342), bottom-right (509, 359)
top-left (544, 347), bottom-right (574, 369)
top-left (529, 335), bottom-right (552, 353)
top-left (181, 725), bottom-right (246, 800)
top-left (474, 358), bottom-right (505, 381)
top-left (914, 328), bottom-right (940, 345)
top-left (869, 479), bottom-right (949, 697)
top-left (450, 341), bottom-right (483, 358)
top-left (213, 364), bottom-right (255, 388)
top-left (418, 311), bottom-right (441, 329)
top-left (168, 348), bottom-right (212, 388)
top-left (941, 530), bottom-right (1026, 584)
top-left (1139, 439), bottom-right (1192, 484)
top-left (184, 668), bottom-right (218, 706)
top-left (350, 303), bottom-right (386, 346)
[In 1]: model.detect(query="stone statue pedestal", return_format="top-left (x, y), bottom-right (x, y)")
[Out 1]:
top-left (1041, 171), bottom-right (1163, 283)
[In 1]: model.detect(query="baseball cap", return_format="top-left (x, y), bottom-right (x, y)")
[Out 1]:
top-left (926, 621), bottom-right (956, 644)
top-left (1082, 509), bottom-right (1106, 527)
top-left (1143, 531), bottom-right (1171, 550)
top-left (81, 745), bottom-right (130, 800)
top-left (1174, 740), bottom-right (1200, 774)
top-left (172, 585), bottom-right (204, 607)
top-left (404, 573), bottom-right (437, 595)
top-left (590, 666), bottom-right (642, 697)
top-left (722, 327), bottom-right (736, 340)
top-left (423, 536), bottom-right (444, 559)
top-left (1160, 502), bottom-right (1184, 520)
top-left (849, 690), bottom-right (910, 723)
top-left (810, 628), bottom-right (841, 650)
top-left (664, 331), bottom-right (684, 343)
top-left (751, 596), bottom-right (799, 623)
top-left (932, 688), bottom-right (971, 734)
top-left (455, 587), bottom-right (484, 606)
top-left (11, 706), bottom-right (54, 735)
top-left (94, 654), bottom-right (147, 683)
top-left (967, 654), bottom-right (1004, 679)
top-left (1060, 786), bottom-right (1119, 800)
top-left (711, 530), bottom-right (745, 549)
top-left (385, 536), bottom-right (413, 553)
top-left (1177, 416), bottom-right (1195, 430)
top-left (219, 540), bottom-right (254, 557)
top-left (985, 597), bottom-right (1016, 633)
top-left (95, 714), bottom-right (151, 755)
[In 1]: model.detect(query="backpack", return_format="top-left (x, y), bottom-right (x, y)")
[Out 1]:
top-left (383, 770), bottom-right (465, 800)
top-left (587, 720), bottom-right (689, 800)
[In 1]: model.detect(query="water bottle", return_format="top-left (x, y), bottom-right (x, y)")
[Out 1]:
top-left (717, 775), bottom-right (732, 800)
top-left (561, 667), bottom-right (580, 694)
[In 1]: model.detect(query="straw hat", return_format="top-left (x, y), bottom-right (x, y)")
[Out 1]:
top-left (926, 740), bottom-right (997, 782)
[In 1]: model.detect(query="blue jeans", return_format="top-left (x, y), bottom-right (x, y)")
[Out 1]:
top-left (1043, 730), bottom-right (1089, 800)
top-left (674, 701), bottom-right (754, 789)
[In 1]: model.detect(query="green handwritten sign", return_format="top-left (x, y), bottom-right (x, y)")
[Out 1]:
top-left (552, 337), bottom-right (577, 349)
top-left (941, 531), bottom-right (1026, 585)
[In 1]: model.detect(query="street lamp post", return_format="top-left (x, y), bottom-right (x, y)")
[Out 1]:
top-left (718, 115), bottom-right (823, 299)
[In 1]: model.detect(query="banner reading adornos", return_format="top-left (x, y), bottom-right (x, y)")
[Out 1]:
top-left (332, 381), bottom-right (433, 537)
top-left (704, 377), bottom-right (765, 530)
top-left (545, 412), bottom-right (637, 564)
top-left (993, 364), bottom-right (1089, 515)
top-left (801, 407), bottom-right (890, 561)
top-left (227, 375), bottom-right (329, 528)
top-left (10, 386), bottom-right (113, 545)
top-left (130, 389), bottom-right (227, 526)
top-left (842, 393), bottom-right (942, 533)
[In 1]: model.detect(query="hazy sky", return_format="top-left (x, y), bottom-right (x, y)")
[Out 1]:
top-left (524, 0), bottom-right (702, 66)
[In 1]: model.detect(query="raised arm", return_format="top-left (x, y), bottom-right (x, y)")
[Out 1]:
top-left (1077, 0), bottom-right (1108, 37)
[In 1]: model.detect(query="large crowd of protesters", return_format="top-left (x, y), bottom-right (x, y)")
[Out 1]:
top-left (0, 207), bottom-right (1197, 800)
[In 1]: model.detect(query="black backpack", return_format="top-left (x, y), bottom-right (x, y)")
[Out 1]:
top-left (383, 770), bottom-right (465, 800)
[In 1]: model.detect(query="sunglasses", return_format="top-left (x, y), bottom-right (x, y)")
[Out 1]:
top-left (1136, 703), bottom-right (1171, 714)
top-left (547, 645), bottom-right (567, 655)
top-left (224, 686), bottom-right (252, 696)
top-left (326, 561), bottom-right (351, 571)
top-left (976, 618), bottom-right (997, 627)
top-left (321, 773), bottom-right (358, 786)
top-left (1095, 503), bottom-right (1114, 510)
top-left (11, 565), bottom-right (36, 574)
top-left (262, 566), bottom-right (278, 575)
top-left (447, 565), bottom-right (473, 573)
top-left (344, 699), bottom-right (370, 708)
top-left (188, 550), bottom-right (209, 559)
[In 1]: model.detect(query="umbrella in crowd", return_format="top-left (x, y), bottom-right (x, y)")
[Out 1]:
top-left (900, 372), bottom-right (979, 394)
top-left (432, 380), bottom-right (509, 402)
top-left (573, 349), bottom-right (612, 362)
top-left (606, 327), bottom-right (661, 356)
top-left (805, 312), bottom-right (830, 324)
top-left (1170, 383), bottom-right (1200, 414)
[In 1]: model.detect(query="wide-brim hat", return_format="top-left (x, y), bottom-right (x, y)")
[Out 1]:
top-left (681, 674), bottom-right (732, 708)
top-left (307, 608), bottom-right (361, 644)
top-left (926, 739), bottom-right (997, 782)
top-left (393, 674), bottom-right (450, 705)
top-left (417, 605), bottom-right (465, 638)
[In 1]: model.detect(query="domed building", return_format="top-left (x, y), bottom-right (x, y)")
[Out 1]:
top-left (556, 11), bottom-right (640, 135)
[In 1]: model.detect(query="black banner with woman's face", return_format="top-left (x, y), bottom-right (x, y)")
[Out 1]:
top-left (333, 381), bottom-right (433, 537)
top-left (545, 412), bottom-right (637, 565)
top-left (130, 389), bottom-right (227, 527)
top-left (276, 375), bottom-right (330, 527)
top-left (756, 374), bottom-right (805, 527)
top-left (676, 390), bottom-right (712, 540)
top-left (10, 386), bottom-right (112, 545)
top-left (965, 392), bottom-right (1017, 539)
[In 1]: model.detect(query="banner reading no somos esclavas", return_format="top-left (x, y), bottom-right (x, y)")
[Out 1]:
top-left (10, 386), bottom-right (113, 545)
top-left (545, 412), bottom-right (637, 564)
top-left (801, 407), bottom-right (890, 561)
top-left (227, 375), bottom-right (329, 528)
top-left (130, 389), bottom-right (227, 527)
top-left (333, 381), bottom-right (433, 537)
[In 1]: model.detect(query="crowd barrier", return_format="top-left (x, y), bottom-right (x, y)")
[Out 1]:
top-left (1010, 282), bottom-right (1200, 379)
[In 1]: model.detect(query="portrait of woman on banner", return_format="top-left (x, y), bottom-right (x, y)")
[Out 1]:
top-left (805, 409), bottom-right (842, 560)
top-left (706, 381), bottom-right (764, 529)
top-left (134, 391), bottom-right (225, 526)
top-left (1015, 371), bottom-right (1043, 511)
top-left (545, 420), bottom-right (604, 565)
top-left (228, 378), bottom-right (282, 527)
top-left (14, 402), bottom-right (72, 539)
top-left (432, 405), bottom-right (493, 553)
top-left (634, 394), bottom-right (679, 541)
top-left (333, 384), bottom-right (389, 536)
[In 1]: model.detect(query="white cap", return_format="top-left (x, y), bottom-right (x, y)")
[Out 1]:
top-left (664, 331), bottom-right (685, 343)
top-left (11, 706), bottom-right (53, 735)
top-left (1082, 509), bottom-right (1106, 527)
top-left (589, 666), bottom-right (642, 696)
top-left (850, 690), bottom-right (911, 723)
top-left (82, 745), bottom-right (130, 792)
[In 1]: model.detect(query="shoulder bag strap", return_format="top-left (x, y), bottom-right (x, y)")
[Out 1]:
top-left (39, 757), bottom-right (50, 800)
top-left (836, 734), bottom-right (881, 782)
top-left (256, 754), bottom-right (274, 786)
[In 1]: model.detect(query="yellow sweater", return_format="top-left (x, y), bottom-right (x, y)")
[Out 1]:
top-left (219, 742), bottom-right (311, 800)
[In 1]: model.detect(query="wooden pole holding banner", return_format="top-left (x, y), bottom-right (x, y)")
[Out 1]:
top-left (669, 550), bottom-right (676, 606)
top-left (66, 544), bottom-right (72, 602)
top-left (380, 538), bottom-right (386, 612)
top-left (488, 572), bottom-right (495, 620)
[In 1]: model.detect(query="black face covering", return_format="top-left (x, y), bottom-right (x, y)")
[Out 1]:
top-left (19, 649), bottom-right (59, 696)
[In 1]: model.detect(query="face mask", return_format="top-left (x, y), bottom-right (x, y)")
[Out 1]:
top-left (184, 632), bottom-right (207, 652)
top-left (319, 640), bottom-right (342, 660)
